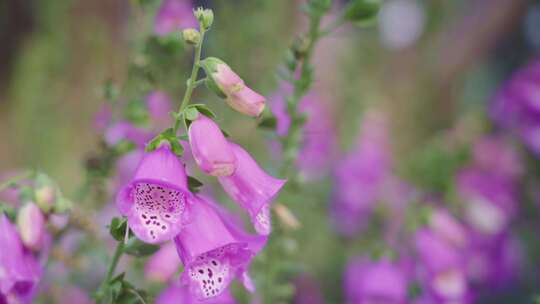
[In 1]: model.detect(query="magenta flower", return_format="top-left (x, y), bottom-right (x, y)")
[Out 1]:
top-left (330, 111), bottom-right (391, 235)
top-left (174, 196), bottom-right (266, 300)
top-left (0, 214), bottom-right (42, 303)
top-left (154, 0), bottom-right (197, 36)
top-left (116, 144), bottom-right (193, 243)
top-left (345, 258), bottom-right (408, 304)
top-left (428, 208), bottom-right (468, 250)
top-left (16, 203), bottom-right (46, 251)
top-left (415, 229), bottom-right (468, 302)
top-left (218, 142), bottom-right (286, 235)
top-left (472, 136), bottom-right (522, 179)
top-left (188, 115), bottom-right (237, 177)
top-left (145, 242), bottom-right (181, 283)
top-left (104, 121), bottom-right (152, 147)
top-left (203, 58), bottom-right (266, 117)
top-left (93, 103), bottom-right (113, 132)
top-left (157, 282), bottom-right (235, 304)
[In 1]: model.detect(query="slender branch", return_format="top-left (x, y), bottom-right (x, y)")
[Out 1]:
top-left (96, 240), bottom-right (125, 301)
top-left (173, 29), bottom-right (207, 134)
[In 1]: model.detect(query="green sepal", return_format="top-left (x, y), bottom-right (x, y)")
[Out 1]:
top-left (187, 176), bottom-right (203, 193)
top-left (343, 0), bottom-right (381, 27)
top-left (108, 217), bottom-right (128, 242)
top-left (123, 238), bottom-right (160, 257)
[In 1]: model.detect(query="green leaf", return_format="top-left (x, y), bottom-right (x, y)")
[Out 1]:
top-left (344, 0), bottom-right (381, 26)
top-left (187, 176), bottom-right (203, 193)
top-left (191, 104), bottom-right (216, 119)
top-left (258, 116), bottom-right (277, 130)
top-left (124, 238), bottom-right (160, 257)
top-left (109, 217), bottom-right (128, 242)
top-left (0, 203), bottom-right (16, 221)
top-left (220, 128), bottom-right (231, 138)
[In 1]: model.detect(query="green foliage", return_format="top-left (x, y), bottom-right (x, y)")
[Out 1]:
top-left (344, 0), bottom-right (381, 26)
top-left (99, 273), bottom-right (150, 304)
top-left (187, 176), bottom-right (204, 193)
top-left (145, 128), bottom-right (184, 157)
top-left (109, 217), bottom-right (128, 242)
top-left (123, 238), bottom-right (160, 257)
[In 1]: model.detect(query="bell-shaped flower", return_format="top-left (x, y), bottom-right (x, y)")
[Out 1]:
top-left (188, 114), bottom-right (237, 177)
top-left (16, 203), bottom-right (46, 251)
top-left (345, 257), bottom-right (408, 304)
top-left (0, 214), bottom-right (42, 303)
top-left (174, 196), bottom-right (266, 300)
top-left (202, 57), bottom-right (265, 117)
top-left (218, 143), bottom-right (286, 235)
top-left (144, 242), bottom-right (181, 283)
top-left (116, 144), bottom-right (193, 243)
top-left (157, 281), bottom-right (235, 304)
top-left (154, 0), bottom-right (197, 36)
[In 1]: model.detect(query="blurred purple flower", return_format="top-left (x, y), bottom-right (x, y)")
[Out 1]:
top-left (104, 121), bottom-right (152, 147)
top-left (145, 242), bottom-right (181, 283)
top-left (16, 203), bottom-right (46, 251)
top-left (269, 86), bottom-right (337, 180)
top-left (93, 103), bottom-right (113, 132)
top-left (57, 285), bottom-right (92, 304)
top-left (345, 258), bottom-right (408, 304)
top-left (174, 196), bottom-right (266, 300)
top-left (116, 144), bottom-right (193, 243)
top-left (293, 274), bottom-right (324, 304)
top-left (146, 91), bottom-right (174, 130)
top-left (330, 111), bottom-right (391, 235)
top-left (189, 115), bottom-right (237, 177)
top-left (157, 282), bottom-right (235, 304)
top-left (218, 142), bottom-right (285, 235)
top-left (490, 59), bottom-right (540, 154)
top-left (471, 136), bottom-right (522, 179)
top-left (154, 0), bottom-right (197, 36)
top-left (0, 214), bottom-right (42, 303)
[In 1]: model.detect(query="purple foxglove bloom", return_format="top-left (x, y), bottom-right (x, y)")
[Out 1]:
top-left (117, 144), bottom-right (193, 243)
top-left (93, 103), bottom-right (112, 132)
top-left (204, 58), bottom-right (266, 117)
top-left (154, 0), bottom-right (197, 36)
top-left (174, 196), bottom-right (266, 300)
top-left (157, 282), bottom-right (235, 304)
top-left (0, 215), bottom-right (42, 303)
top-left (218, 142), bottom-right (286, 235)
top-left (188, 115), bottom-right (237, 177)
top-left (330, 111), bottom-right (391, 235)
top-left (472, 136), bottom-right (522, 179)
top-left (16, 203), bottom-right (45, 251)
top-left (456, 168), bottom-right (516, 236)
top-left (146, 91), bottom-right (174, 130)
top-left (415, 229), bottom-right (468, 302)
top-left (145, 242), bottom-right (181, 283)
top-left (490, 59), bottom-right (540, 154)
top-left (345, 258), bottom-right (408, 304)
top-left (113, 149), bottom-right (145, 190)
top-left (429, 208), bottom-right (468, 250)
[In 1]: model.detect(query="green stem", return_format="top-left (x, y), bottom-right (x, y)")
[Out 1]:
top-left (96, 240), bottom-right (125, 301)
top-left (0, 170), bottom-right (33, 192)
top-left (173, 30), bottom-right (207, 134)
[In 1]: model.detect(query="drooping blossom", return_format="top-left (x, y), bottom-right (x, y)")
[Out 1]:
top-left (154, 0), bottom-right (197, 36)
top-left (330, 111), bottom-right (391, 235)
top-left (145, 242), bottom-right (182, 283)
top-left (202, 57), bottom-right (266, 117)
top-left (415, 229), bottom-right (469, 302)
top-left (0, 214), bottom-right (42, 303)
top-left (344, 257), bottom-right (408, 304)
top-left (218, 142), bottom-right (286, 235)
top-left (188, 114), bottom-right (237, 176)
top-left (490, 58), bottom-right (540, 154)
top-left (16, 203), bottom-right (46, 251)
top-left (156, 282), bottom-right (235, 304)
top-left (270, 85), bottom-right (337, 180)
top-left (174, 196), bottom-right (266, 300)
top-left (116, 144), bottom-right (193, 243)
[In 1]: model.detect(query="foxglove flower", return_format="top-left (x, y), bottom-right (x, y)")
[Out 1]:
top-left (188, 114), bottom-right (237, 176)
top-left (330, 111), bottom-right (391, 235)
top-left (345, 258), bottom-right (408, 304)
top-left (429, 208), bottom-right (468, 250)
top-left (157, 282), bottom-right (235, 304)
top-left (270, 86), bottom-right (337, 180)
top-left (490, 59), bottom-right (540, 154)
top-left (104, 120), bottom-right (152, 147)
top-left (202, 57), bottom-right (266, 117)
top-left (154, 0), bottom-right (197, 36)
top-left (16, 203), bottom-right (46, 251)
top-left (116, 144), bottom-right (192, 243)
top-left (415, 229), bottom-right (468, 302)
top-left (0, 214), bottom-right (42, 303)
top-left (218, 143), bottom-right (286, 235)
top-left (174, 196), bottom-right (266, 300)
top-left (145, 242), bottom-right (181, 283)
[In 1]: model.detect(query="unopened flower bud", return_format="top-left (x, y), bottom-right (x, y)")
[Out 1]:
top-left (17, 203), bottom-right (46, 251)
top-left (35, 186), bottom-right (56, 213)
top-left (182, 28), bottom-right (201, 45)
top-left (194, 7), bottom-right (214, 30)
